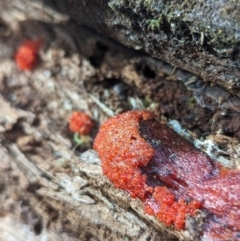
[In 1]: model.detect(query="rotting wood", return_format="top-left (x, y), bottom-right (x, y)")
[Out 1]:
top-left (0, 0), bottom-right (240, 240)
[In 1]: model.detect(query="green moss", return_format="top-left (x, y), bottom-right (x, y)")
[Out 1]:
top-left (142, 97), bottom-right (153, 108)
top-left (146, 19), bottom-right (160, 31)
top-left (186, 96), bottom-right (197, 109)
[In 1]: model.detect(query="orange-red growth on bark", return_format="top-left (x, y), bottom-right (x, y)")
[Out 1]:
top-left (94, 110), bottom-right (240, 241)
top-left (68, 111), bottom-right (93, 135)
top-left (93, 111), bottom-right (200, 229)
top-left (15, 39), bottom-right (42, 71)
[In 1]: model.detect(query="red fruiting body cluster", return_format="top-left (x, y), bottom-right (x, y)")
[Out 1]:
top-left (94, 111), bottom-right (154, 199)
top-left (94, 110), bottom-right (240, 240)
top-left (68, 111), bottom-right (93, 135)
top-left (93, 111), bottom-right (200, 229)
top-left (145, 187), bottom-right (200, 229)
top-left (15, 39), bottom-right (42, 71)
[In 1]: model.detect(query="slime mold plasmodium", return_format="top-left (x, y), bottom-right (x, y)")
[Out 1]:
top-left (93, 110), bottom-right (240, 241)
top-left (68, 111), bottom-right (94, 148)
top-left (15, 39), bottom-right (42, 71)
top-left (69, 111), bottom-right (93, 136)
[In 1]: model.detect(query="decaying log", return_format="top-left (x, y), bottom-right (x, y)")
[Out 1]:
top-left (0, 0), bottom-right (240, 240)
top-left (0, 2), bottom-right (182, 239)
top-left (65, 0), bottom-right (240, 91)
top-left (0, 96), bottom-right (190, 241)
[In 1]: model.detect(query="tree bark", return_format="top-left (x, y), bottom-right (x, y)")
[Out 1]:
top-left (65, 0), bottom-right (240, 92)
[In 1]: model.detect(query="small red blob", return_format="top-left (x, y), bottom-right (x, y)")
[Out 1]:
top-left (15, 39), bottom-right (42, 71)
top-left (68, 111), bottom-right (93, 135)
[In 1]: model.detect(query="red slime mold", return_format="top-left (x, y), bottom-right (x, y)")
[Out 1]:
top-left (69, 111), bottom-right (93, 135)
top-left (93, 110), bottom-right (240, 240)
top-left (15, 39), bottom-right (42, 71)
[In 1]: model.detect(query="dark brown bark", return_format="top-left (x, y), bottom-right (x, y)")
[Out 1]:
top-left (65, 0), bottom-right (240, 93)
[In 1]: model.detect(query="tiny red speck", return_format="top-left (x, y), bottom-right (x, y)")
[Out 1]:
top-left (15, 39), bottom-right (42, 71)
top-left (68, 111), bottom-right (93, 135)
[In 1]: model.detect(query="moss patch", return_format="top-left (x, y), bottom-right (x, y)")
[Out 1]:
top-left (109, 0), bottom-right (240, 56)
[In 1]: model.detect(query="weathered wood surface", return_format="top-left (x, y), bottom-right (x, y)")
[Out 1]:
top-left (0, 70), bottom-right (184, 240)
top-left (0, 0), bottom-right (240, 240)
top-left (0, 1), bottom-right (190, 240)
top-left (63, 0), bottom-right (240, 134)
top-left (0, 96), bottom-right (172, 240)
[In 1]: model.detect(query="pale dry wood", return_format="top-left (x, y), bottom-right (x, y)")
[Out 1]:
top-left (0, 95), bottom-right (190, 241)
